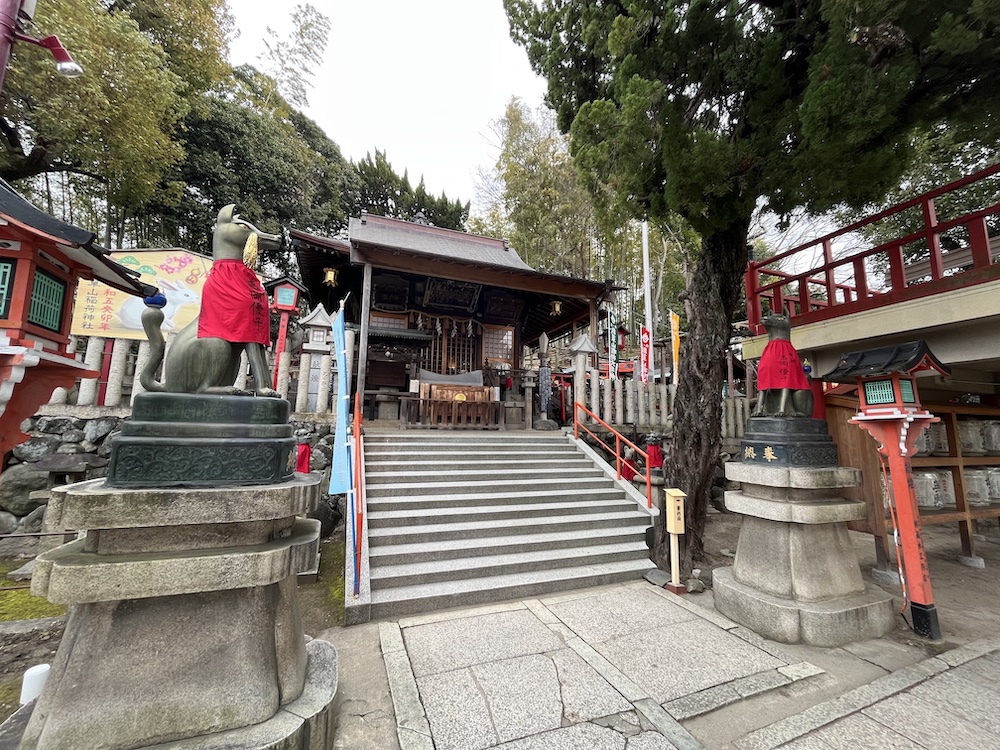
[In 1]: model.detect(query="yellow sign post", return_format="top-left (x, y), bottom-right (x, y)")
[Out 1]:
top-left (665, 488), bottom-right (687, 594)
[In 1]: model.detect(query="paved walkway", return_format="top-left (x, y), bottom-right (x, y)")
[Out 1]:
top-left (322, 580), bottom-right (1000, 750)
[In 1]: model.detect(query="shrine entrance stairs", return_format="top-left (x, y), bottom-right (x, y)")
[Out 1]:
top-left (360, 430), bottom-right (655, 620)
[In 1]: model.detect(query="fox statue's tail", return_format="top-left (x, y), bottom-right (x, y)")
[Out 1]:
top-left (140, 306), bottom-right (167, 392)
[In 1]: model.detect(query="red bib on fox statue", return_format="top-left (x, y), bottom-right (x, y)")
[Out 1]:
top-left (197, 259), bottom-right (270, 346)
top-left (758, 338), bottom-right (810, 390)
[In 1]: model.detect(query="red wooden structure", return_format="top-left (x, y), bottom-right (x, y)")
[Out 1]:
top-left (745, 164), bottom-right (1000, 336)
top-left (0, 182), bottom-right (154, 457)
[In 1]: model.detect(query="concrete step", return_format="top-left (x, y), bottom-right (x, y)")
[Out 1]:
top-left (365, 443), bottom-right (581, 460)
top-left (369, 542), bottom-right (650, 588)
top-left (369, 558), bottom-right (655, 619)
top-left (365, 466), bottom-right (604, 485)
top-left (366, 486), bottom-right (626, 511)
top-left (367, 499), bottom-right (637, 528)
top-left (365, 431), bottom-right (569, 442)
top-left (368, 526), bottom-right (651, 565)
top-left (364, 438), bottom-right (571, 450)
top-left (366, 511), bottom-right (649, 546)
top-left (364, 451), bottom-right (582, 464)
top-left (364, 459), bottom-right (594, 474)
top-left (365, 475), bottom-right (616, 498)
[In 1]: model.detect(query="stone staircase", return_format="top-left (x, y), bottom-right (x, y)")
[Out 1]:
top-left (360, 430), bottom-right (654, 620)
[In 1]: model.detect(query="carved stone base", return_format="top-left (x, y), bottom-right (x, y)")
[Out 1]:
top-left (107, 393), bottom-right (296, 487)
top-left (740, 417), bottom-right (839, 467)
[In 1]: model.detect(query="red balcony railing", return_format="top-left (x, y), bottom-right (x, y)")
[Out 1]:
top-left (746, 164), bottom-right (1000, 335)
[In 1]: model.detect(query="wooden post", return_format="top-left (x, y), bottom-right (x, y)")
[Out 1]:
top-left (665, 488), bottom-right (687, 594)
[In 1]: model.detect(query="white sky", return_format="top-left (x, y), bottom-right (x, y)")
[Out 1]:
top-left (225, 0), bottom-right (549, 208)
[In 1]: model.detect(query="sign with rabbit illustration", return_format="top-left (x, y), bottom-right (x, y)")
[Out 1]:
top-left (71, 249), bottom-right (251, 340)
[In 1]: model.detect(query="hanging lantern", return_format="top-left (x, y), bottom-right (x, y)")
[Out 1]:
top-left (550, 299), bottom-right (563, 316)
top-left (322, 267), bottom-right (339, 287)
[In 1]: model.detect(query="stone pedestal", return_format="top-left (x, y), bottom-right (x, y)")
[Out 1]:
top-left (713, 418), bottom-right (895, 647)
top-left (11, 395), bottom-right (337, 750)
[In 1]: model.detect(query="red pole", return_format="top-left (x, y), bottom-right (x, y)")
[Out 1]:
top-left (855, 418), bottom-right (940, 639)
top-left (272, 310), bottom-right (289, 389)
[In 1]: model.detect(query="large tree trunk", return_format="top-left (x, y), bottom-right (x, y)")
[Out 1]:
top-left (652, 218), bottom-right (749, 573)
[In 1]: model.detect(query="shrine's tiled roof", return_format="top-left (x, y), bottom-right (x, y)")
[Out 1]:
top-left (348, 212), bottom-right (533, 272)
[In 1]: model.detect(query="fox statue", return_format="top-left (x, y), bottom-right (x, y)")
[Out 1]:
top-left (140, 205), bottom-right (283, 396)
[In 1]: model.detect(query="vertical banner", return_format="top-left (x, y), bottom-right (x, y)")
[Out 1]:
top-left (329, 303), bottom-right (351, 494)
top-left (640, 325), bottom-right (651, 385)
top-left (670, 310), bottom-right (681, 386)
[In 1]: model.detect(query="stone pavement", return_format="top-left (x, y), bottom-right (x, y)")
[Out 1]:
top-left (319, 579), bottom-right (1000, 750)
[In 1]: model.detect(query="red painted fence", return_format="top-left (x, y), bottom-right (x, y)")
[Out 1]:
top-left (746, 164), bottom-right (1000, 335)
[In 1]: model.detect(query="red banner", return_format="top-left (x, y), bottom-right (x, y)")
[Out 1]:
top-left (640, 326), bottom-right (651, 384)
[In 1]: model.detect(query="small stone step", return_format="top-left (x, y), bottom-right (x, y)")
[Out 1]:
top-left (369, 542), bottom-right (650, 588)
top-left (365, 466), bottom-right (604, 484)
top-left (367, 511), bottom-right (649, 546)
top-left (367, 499), bottom-right (637, 528)
top-left (365, 475), bottom-right (616, 498)
top-left (368, 526), bottom-right (653, 565)
top-left (366, 486), bottom-right (626, 511)
top-left (369, 558), bottom-right (655, 618)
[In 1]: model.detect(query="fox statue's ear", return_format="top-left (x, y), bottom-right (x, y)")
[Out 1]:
top-left (218, 204), bottom-right (237, 223)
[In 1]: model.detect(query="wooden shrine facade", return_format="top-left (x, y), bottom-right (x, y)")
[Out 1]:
top-left (292, 213), bottom-right (608, 425)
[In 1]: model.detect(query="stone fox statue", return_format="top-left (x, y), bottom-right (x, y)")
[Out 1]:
top-left (140, 205), bottom-right (283, 396)
top-left (752, 313), bottom-right (814, 418)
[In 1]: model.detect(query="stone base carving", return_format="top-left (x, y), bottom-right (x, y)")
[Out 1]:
top-left (107, 393), bottom-right (296, 487)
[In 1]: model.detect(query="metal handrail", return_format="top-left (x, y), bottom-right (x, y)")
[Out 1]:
top-left (573, 401), bottom-right (653, 509)
top-left (351, 391), bottom-right (365, 597)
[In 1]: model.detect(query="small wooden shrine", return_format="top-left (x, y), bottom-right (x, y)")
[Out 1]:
top-left (292, 213), bottom-right (608, 426)
top-left (0, 179), bottom-right (154, 455)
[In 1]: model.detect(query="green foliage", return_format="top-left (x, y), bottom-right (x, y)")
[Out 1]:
top-left (507, 0), bottom-right (1000, 564)
top-left (144, 66), bottom-right (358, 272)
top-left (261, 3), bottom-right (331, 109)
top-left (355, 149), bottom-right (469, 230)
top-left (0, 0), bottom-right (187, 210)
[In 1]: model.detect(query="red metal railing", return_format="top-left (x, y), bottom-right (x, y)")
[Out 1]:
top-left (573, 401), bottom-right (652, 509)
top-left (746, 163), bottom-right (1000, 335)
top-left (351, 391), bottom-right (365, 598)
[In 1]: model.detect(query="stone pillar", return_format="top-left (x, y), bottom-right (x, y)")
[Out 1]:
top-left (131, 340), bottom-right (150, 402)
top-left (276, 351), bottom-right (291, 398)
top-left (318, 354), bottom-right (333, 415)
top-left (613, 379), bottom-right (624, 426)
top-left (48, 387), bottom-right (69, 405)
top-left (295, 352), bottom-right (312, 413)
top-left (76, 336), bottom-right (105, 406)
top-left (19, 394), bottom-right (337, 750)
top-left (602, 380), bottom-right (612, 425)
top-left (648, 382), bottom-right (658, 426)
top-left (657, 383), bottom-right (668, 427)
top-left (636, 383), bottom-right (647, 428)
top-left (589, 368), bottom-right (599, 419)
top-left (573, 351), bottom-right (588, 421)
top-left (625, 380), bottom-right (636, 425)
top-left (712, 417), bottom-right (895, 647)
top-left (103, 338), bottom-right (131, 407)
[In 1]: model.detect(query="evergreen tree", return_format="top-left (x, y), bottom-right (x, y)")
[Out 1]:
top-left (506, 0), bottom-right (1000, 567)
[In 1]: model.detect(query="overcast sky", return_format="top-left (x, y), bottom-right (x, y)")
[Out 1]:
top-left (225, 0), bottom-right (549, 210)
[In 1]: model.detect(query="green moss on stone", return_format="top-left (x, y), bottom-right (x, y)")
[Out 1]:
top-left (0, 560), bottom-right (66, 621)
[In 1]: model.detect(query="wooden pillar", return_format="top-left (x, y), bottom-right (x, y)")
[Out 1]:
top-left (589, 299), bottom-right (599, 369)
top-left (356, 263), bottom-right (373, 406)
